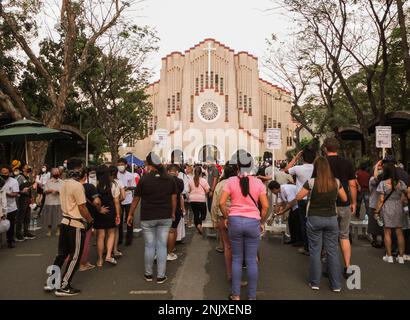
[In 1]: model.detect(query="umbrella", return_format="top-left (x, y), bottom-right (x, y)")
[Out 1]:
top-left (124, 153), bottom-right (144, 167)
top-left (0, 118), bottom-right (70, 164)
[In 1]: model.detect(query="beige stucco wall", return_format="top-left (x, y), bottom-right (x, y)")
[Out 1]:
top-left (123, 39), bottom-right (296, 163)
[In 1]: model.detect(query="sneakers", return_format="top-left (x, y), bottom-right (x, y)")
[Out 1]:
top-left (396, 256), bottom-right (405, 264)
top-left (24, 233), bottom-right (36, 240)
top-left (167, 253), bottom-right (178, 261)
top-left (55, 286), bottom-right (81, 297)
top-left (15, 235), bottom-right (25, 242)
top-left (309, 283), bottom-right (319, 290)
top-left (403, 255), bottom-right (410, 261)
top-left (43, 283), bottom-right (54, 292)
top-left (382, 255), bottom-right (394, 263)
top-left (144, 274), bottom-right (153, 282)
top-left (332, 288), bottom-right (342, 293)
top-left (157, 276), bottom-right (168, 284)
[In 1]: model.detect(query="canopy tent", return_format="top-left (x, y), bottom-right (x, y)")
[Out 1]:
top-left (0, 118), bottom-right (70, 164)
top-left (124, 153), bottom-right (144, 167)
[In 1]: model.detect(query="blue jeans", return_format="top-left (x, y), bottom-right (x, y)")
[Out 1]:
top-left (228, 216), bottom-right (260, 299)
top-left (141, 219), bottom-right (172, 278)
top-left (298, 200), bottom-right (309, 251)
top-left (355, 190), bottom-right (370, 217)
top-left (307, 215), bottom-right (342, 289)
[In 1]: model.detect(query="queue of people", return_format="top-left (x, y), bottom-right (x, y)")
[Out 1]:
top-left (1, 139), bottom-right (409, 299)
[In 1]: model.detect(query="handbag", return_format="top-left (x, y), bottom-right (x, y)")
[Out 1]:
top-left (0, 218), bottom-right (10, 234)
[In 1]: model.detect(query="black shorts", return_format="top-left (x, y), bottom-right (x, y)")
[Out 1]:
top-left (171, 210), bottom-right (182, 229)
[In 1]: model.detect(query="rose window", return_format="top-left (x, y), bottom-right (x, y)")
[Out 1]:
top-left (199, 101), bottom-right (219, 122)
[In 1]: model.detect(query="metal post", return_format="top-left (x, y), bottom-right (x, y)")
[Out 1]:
top-left (85, 128), bottom-right (95, 167)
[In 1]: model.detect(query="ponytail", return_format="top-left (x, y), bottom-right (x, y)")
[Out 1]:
top-left (194, 166), bottom-right (202, 188)
top-left (239, 176), bottom-right (250, 197)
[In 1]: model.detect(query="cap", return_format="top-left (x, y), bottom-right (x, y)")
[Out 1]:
top-left (11, 160), bottom-right (21, 170)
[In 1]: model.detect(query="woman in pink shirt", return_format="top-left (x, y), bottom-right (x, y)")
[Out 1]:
top-left (219, 150), bottom-right (269, 300)
top-left (188, 166), bottom-right (210, 235)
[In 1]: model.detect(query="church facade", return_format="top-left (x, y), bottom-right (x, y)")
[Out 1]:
top-left (124, 38), bottom-right (296, 164)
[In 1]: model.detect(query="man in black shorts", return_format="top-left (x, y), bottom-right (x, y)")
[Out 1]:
top-left (167, 164), bottom-right (185, 261)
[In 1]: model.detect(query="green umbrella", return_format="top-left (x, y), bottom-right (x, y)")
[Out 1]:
top-left (0, 118), bottom-right (70, 164)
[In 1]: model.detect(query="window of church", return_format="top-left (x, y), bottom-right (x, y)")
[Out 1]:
top-left (220, 77), bottom-right (224, 93)
top-left (172, 95), bottom-right (175, 113)
top-left (244, 95), bottom-right (247, 113)
top-left (268, 117), bottom-right (272, 128)
top-left (263, 115), bottom-right (267, 131)
top-left (195, 78), bottom-right (199, 95)
top-left (200, 75), bottom-right (204, 91)
top-left (210, 71), bottom-right (214, 88)
top-left (124, 137), bottom-right (135, 148)
top-left (278, 122), bottom-right (282, 128)
top-left (154, 116), bottom-right (158, 130)
top-left (248, 97), bottom-right (252, 116)
top-left (205, 73), bottom-right (209, 88)
top-left (273, 120), bottom-right (277, 128)
top-left (239, 92), bottom-right (242, 108)
top-left (167, 98), bottom-right (171, 116)
top-left (225, 95), bottom-right (229, 122)
top-left (177, 92), bottom-right (180, 110)
top-left (215, 74), bottom-right (219, 91)
top-left (190, 95), bottom-right (194, 122)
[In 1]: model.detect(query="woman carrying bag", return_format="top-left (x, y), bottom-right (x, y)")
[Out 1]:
top-left (219, 150), bottom-right (269, 301)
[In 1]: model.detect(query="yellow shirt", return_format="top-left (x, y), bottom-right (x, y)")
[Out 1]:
top-left (59, 179), bottom-right (86, 229)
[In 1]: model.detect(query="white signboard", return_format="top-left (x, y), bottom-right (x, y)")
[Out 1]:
top-left (154, 129), bottom-right (169, 148)
top-left (266, 128), bottom-right (282, 150)
top-left (376, 126), bottom-right (392, 149)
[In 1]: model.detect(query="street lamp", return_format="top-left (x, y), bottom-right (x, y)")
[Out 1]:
top-left (86, 128), bottom-right (96, 167)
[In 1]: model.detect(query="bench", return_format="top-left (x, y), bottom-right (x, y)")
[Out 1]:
top-left (264, 223), bottom-right (287, 244)
top-left (350, 220), bottom-right (368, 242)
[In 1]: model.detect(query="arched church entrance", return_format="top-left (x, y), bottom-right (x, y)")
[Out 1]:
top-left (171, 149), bottom-right (184, 164)
top-left (199, 145), bottom-right (220, 163)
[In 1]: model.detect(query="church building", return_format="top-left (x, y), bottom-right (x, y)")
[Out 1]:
top-left (124, 38), bottom-right (295, 164)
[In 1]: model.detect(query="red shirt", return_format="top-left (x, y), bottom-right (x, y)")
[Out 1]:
top-left (356, 170), bottom-right (370, 191)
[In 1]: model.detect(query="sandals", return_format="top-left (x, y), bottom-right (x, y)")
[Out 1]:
top-left (105, 257), bottom-right (118, 265)
top-left (228, 294), bottom-right (240, 300)
top-left (113, 251), bottom-right (123, 258)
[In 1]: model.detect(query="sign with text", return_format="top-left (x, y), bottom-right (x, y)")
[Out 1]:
top-left (266, 128), bottom-right (282, 150)
top-left (154, 129), bottom-right (169, 148)
top-left (376, 126), bottom-right (392, 149)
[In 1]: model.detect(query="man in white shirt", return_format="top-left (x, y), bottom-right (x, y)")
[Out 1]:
top-left (1, 165), bottom-right (20, 248)
top-left (117, 158), bottom-right (137, 246)
top-left (269, 181), bottom-right (302, 246)
top-left (285, 148), bottom-right (316, 254)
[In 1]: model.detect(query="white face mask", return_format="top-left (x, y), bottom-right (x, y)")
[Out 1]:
top-left (63, 163), bottom-right (67, 169)
top-left (14, 170), bottom-right (20, 176)
top-left (118, 165), bottom-right (126, 173)
top-left (89, 173), bottom-right (96, 179)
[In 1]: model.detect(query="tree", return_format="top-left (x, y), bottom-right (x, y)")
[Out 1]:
top-left (78, 24), bottom-right (159, 162)
top-left (0, 0), bottom-right (134, 169)
top-left (395, 0), bottom-right (410, 90)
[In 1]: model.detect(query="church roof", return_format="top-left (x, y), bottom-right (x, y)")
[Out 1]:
top-left (259, 78), bottom-right (291, 96)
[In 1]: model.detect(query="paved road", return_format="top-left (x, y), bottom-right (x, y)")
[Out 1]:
top-left (1, 224), bottom-right (410, 300)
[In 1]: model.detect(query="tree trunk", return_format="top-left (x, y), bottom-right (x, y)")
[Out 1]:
top-left (396, 0), bottom-right (410, 90)
top-left (27, 141), bottom-right (49, 170)
top-left (0, 89), bottom-right (23, 120)
top-left (108, 139), bottom-right (119, 163)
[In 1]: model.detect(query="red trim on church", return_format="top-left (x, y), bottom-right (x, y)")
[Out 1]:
top-left (235, 51), bottom-right (258, 60)
top-left (259, 78), bottom-right (291, 95)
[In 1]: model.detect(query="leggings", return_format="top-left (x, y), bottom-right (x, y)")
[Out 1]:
top-left (190, 202), bottom-right (207, 226)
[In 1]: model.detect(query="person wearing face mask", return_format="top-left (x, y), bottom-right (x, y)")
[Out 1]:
top-left (15, 164), bottom-right (36, 242)
top-left (36, 164), bottom-right (51, 214)
top-left (87, 166), bottom-right (97, 187)
top-left (368, 161), bottom-right (384, 248)
top-left (116, 158), bottom-right (137, 246)
top-left (42, 168), bottom-right (63, 237)
top-left (1, 165), bottom-right (19, 248)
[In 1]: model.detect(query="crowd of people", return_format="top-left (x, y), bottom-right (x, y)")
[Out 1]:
top-left (0, 137), bottom-right (409, 299)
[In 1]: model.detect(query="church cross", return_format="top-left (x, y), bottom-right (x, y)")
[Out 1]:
top-left (203, 42), bottom-right (216, 82)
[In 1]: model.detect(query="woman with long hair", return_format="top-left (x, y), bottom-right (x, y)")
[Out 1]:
top-left (296, 156), bottom-right (347, 292)
top-left (94, 165), bottom-right (121, 267)
top-left (126, 152), bottom-right (177, 283)
top-left (219, 150), bottom-right (269, 300)
top-left (211, 162), bottom-right (238, 282)
top-left (188, 165), bottom-right (210, 235)
top-left (109, 165), bottom-right (125, 258)
top-left (375, 163), bottom-right (408, 264)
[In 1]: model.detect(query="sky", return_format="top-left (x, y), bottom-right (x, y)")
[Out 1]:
top-left (136, 0), bottom-right (292, 83)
